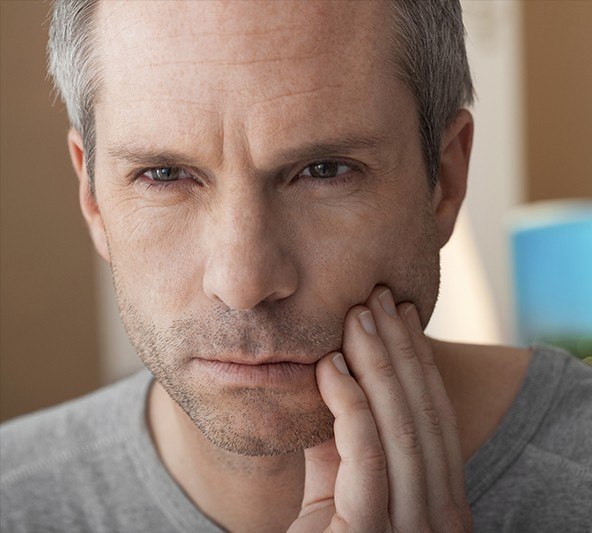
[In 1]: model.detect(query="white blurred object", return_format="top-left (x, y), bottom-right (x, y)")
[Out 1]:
top-left (463, 0), bottom-right (526, 342)
top-left (426, 0), bottom-right (526, 343)
top-left (426, 208), bottom-right (502, 343)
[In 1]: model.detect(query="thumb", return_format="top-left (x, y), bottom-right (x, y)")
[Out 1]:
top-left (288, 437), bottom-right (339, 533)
top-left (299, 353), bottom-right (342, 510)
top-left (302, 437), bottom-right (340, 508)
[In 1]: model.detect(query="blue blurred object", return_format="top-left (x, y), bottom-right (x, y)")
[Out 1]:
top-left (508, 200), bottom-right (592, 359)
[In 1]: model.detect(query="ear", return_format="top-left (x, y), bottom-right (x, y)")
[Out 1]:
top-left (67, 128), bottom-right (110, 263)
top-left (432, 109), bottom-right (473, 248)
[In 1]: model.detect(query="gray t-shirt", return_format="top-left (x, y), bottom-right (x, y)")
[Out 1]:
top-left (1, 345), bottom-right (591, 532)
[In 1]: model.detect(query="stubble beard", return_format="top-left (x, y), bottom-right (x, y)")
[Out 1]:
top-left (108, 262), bottom-right (339, 456)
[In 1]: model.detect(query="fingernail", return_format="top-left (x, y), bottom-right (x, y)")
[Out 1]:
top-left (403, 305), bottom-right (422, 333)
top-left (332, 352), bottom-right (350, 375)
top-left (378, 288), bottom-right (397, 316)
top-left (357, 310), bottom-right (377, 334)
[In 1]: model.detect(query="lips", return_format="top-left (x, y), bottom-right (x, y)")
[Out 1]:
top-left (198, 354), bottom-right (318, 366)
top-left (191, 357), bottom-right (317, 386)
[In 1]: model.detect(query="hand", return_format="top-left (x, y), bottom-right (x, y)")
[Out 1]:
top-left (288, 286), bottom-right (473, 532)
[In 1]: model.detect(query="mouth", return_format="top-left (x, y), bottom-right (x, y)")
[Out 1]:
top-left (192, 357), bottom-right (317, 387)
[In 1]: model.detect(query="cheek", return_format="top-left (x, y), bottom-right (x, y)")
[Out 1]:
top-left (102, 200), bottom-right (204, 319)
top-left (296, 196), bottom-right (431, 311)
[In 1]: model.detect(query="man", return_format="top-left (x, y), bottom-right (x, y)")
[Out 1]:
top-left (1, 1), bottom-right (590, 531)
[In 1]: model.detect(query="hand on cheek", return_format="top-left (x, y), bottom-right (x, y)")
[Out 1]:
top-left (288, 286), bottom-right (472, 533)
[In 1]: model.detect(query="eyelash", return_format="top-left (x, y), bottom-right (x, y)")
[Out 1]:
top-left (135, 167), bottom-right (197, 191)
top-left (134, 159), bottom-right (361, 191)
top-left (298, 160), bottom-right (361, 187)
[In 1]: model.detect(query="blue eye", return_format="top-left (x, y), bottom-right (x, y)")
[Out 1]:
top-left (301, 161), bottom-right (352, 179)
top-left (143, 167), bottom-right (191, 182)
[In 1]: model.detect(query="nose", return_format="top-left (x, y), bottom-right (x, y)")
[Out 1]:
top-left (202, 189), bottom-right (298, 310)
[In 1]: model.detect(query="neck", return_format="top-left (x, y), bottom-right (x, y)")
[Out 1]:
top-left (148, 380), bottom-right (305, 532)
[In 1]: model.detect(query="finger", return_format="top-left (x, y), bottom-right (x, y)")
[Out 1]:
top-left (315, 351), bottom-right (390, 531)
top-left (399, 303), bottom-right (470, 521)
top-left (341, 304), bottom-right (428, 530)
top-left (300, 435), bottom-right (340, 510)
top-left (292, 438), bottom-right (340, 533)
top-left (364, 288), bottom-right (456, 526)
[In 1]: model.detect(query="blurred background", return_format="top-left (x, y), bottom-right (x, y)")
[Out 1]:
top-left (1, 0), bottom-right (591, 423)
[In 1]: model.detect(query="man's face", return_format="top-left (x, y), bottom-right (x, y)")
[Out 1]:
top-left (90, 0), bottom-right (442, 455)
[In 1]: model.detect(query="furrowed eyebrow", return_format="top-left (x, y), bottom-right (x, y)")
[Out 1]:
top-left (107, 146), bottom-right (197, 168)
top-left (106, 132), bottom-right (389, 169)
top-left (272, 133), bottom-right (389, 164)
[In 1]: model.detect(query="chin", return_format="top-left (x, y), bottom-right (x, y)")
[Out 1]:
top-left (161, 374), bottom-right (335, 456)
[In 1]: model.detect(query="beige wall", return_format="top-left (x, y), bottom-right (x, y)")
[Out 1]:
top-left (1, 1), bottom-right (100, 422)
top-left (523, 0), bottom-right (592, 201)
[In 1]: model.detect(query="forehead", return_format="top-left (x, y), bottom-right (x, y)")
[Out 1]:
top-left (94, 0), bottom-right (412, 159)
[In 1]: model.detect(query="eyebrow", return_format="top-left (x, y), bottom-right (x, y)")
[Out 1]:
top-left (272, 133), bottom-right (389, 165)
top-left (107, 145), bottom-right (198, 168)
top-left (106, 132), bottom-right (389, 169)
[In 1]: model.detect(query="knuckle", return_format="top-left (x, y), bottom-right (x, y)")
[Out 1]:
top-left (346, 393), bottom-right (371, 415)
top-left (434, 395), bottom-right (459, 433)
top-left (394, 418), bottom-right (421, 455)
top-left (394, 335), bottom-right (416, 359)
top-left (445, 407), bottom-right (460, 433)
top-left (420, 355), bottom-right (439, 375)
top-left (359, 440), bottom-right (387, 473)
top-left (419, 403), bottom-right (441, 435)
top-left (372, 356), bottom-right (397, 380)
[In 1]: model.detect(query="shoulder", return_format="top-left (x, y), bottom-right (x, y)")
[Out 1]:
top-left (460, 344), bottom-right (592, 532)
top-left (473, 343), bottom-right (592, 469)
top-left (0, 370), bottom-right (154, 531)
top-left (528, 345), bottom-right (592, 469)
top-left (0, 370), bottom-right (152, 484)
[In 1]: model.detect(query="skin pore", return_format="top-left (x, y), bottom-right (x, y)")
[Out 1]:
top-left (67, 1), bottom-right (532, 531)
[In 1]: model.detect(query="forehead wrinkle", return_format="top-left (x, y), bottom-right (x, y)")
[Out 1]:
top-left (94, 96), bottom-right (219, 115)
top-left (249, 83), bottom-right (345, 108)
top-left (140, 51), bottom-right (334, 68)
top-left (182, 25), bottom-right (300, 37)
top-left (99, 1), bottom-right (374, 68)
top-left (102, 106), bottom-right (225, 170)
top-left (97, 0), bottom-right (391, 103)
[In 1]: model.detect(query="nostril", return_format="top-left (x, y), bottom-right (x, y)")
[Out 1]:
top-left (202, 251), bottom-right (298, 311)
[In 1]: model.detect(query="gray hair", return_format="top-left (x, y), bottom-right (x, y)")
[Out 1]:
top-left (389, 0), bottom-right (474, 185)
top-left (48, 0), bottom-right (100, 191)
top-left (47, 0), bottom-right (473, 189)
